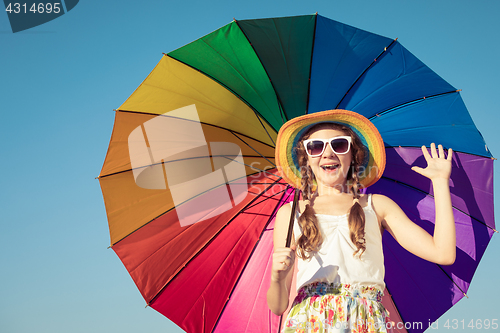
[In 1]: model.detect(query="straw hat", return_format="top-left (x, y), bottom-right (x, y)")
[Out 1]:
top-left (275, 109), bottom-right (385, 189)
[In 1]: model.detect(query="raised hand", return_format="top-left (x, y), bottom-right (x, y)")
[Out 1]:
top-left (411, 143), bottom-right (453, 181)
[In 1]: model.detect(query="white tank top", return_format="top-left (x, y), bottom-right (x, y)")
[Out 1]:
top-left (292, 194), bottom-right (385, 292)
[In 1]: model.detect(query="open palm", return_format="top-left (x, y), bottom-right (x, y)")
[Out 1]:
top-left (411, 143), bottom-right (453, 181)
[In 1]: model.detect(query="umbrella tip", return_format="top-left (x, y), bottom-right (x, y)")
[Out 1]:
top-left (233, 17), bottom-right (237, 22)
top-left (463, 292), bottom-right (469, 298)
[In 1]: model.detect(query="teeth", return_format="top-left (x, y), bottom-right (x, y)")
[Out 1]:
top-left (321, 164), bottom-right (339, 170)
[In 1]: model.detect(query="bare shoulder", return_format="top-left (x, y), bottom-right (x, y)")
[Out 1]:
top-left (370, 194), bottom-right (400, 221)
top-left (275, 199), bottom-right (309, 222)
top-left (371, 193), bottom-right (396, 208)
top-left (371, 194), bottom-right (412, 233)
top-left (275, 203), bottom-right (292, 224)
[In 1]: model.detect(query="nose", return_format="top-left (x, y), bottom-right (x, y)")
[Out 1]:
top-left (322, 141), bottom-right (336, 157)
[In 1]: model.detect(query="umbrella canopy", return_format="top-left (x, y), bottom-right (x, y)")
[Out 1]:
top-left (98, 14), bottom-right (495, 333)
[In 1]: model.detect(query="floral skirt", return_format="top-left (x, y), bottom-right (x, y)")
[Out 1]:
top-left (283, 282), bottom-right (391, 333)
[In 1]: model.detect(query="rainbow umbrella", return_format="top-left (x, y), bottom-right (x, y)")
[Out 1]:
top-left (98, 14), bottom-right (495, 333)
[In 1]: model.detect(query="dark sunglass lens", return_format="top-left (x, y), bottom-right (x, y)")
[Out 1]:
top-left (330, 138), bottom-right (349, 153)
top-left (307, 141), bottom-right (325, 156)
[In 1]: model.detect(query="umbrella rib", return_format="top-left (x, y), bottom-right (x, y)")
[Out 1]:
top-left (98, 109), bottom-right (277, 179)
top-left (241, 187), bottom-right (287, 212)
top-left (116, 108), bottom-right (277, 147)
top-left (304, 13), bottom-right (318, 115)
top-left (109, 204), bottom-right (176, 248)
top-left (382, 145), bottom-right (494, 160)
top-left (381, 176), bottom-right (495, 232)
top-left (146, 176), bottom-right (286, 306)
top-left (367, 90), bottom-right (461, 120)
top-left (215, 156), bottom-right (279, 178)
top-left (380, 124), bottom-right (469, 135)
top-left (335, 38), bottom-right (399, 109)
top-left (97, 154), bottom-right (275, 180)
top-left (253, 111), bottom-right (276, 146)
top-left (212, 188), bottom-right (293, 332)
top-left (436, 265), bottom-right (469, 298)
top-left (231, 131), bottom-right (276, 167)
top-left (234, 19), bottom-right (289, 125)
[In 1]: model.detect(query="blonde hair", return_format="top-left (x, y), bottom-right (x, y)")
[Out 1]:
top-left (294, 123), bottom-right (367, 260)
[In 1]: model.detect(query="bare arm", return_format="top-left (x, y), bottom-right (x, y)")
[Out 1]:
top-left (266, 204), bottom-right (296, 315)
top-left (375, 143), bottom-right (456, 265)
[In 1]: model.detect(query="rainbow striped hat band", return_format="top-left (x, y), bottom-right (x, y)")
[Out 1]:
top-left (275, 109), bottom-right (386, 189)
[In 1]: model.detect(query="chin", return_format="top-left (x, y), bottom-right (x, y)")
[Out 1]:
top-left (321, 171), bottom-right (348, 183)
top-left (318, 177), bottom-right (346, 189)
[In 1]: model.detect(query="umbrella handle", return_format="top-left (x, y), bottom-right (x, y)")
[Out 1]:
top-left (285, 188), bottom-right (300, 247)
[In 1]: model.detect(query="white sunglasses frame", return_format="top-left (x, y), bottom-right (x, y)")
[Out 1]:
top-left (303, 136), bottom-right (352, 157)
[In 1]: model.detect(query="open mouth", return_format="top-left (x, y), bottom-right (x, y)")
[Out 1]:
top-left (321, 164), bottom-right (339, 171)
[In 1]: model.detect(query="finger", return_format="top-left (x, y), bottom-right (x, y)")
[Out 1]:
top-left (273, 251), bottom-right (293, 263)
top-left (430, 143), bottom-right (438, 158)
top-left (273, 247), bottom-right (292, 254)
top-left (421, 145), bottom-right (431, 161)
top-left (279, 258), bottom-right (294, 269)
top-left (274, 249), bottom-right (295, 259)
top-left (273, 254), bottom-right (291, 264)
top-left (447, 148), bottom-right (453, 161)
top-left (411, 166), bottom-right (425, 176)
top-left (438, 144), bottom-right (444, 159)
top-left (273, 258), bottom-right (288, 270)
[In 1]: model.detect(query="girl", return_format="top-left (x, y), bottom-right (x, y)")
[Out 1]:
top-left (267, 109), bottom-right (455, 333)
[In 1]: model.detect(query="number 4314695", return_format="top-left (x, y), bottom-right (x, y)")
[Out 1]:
top-left (5, 3), bottom-right (61, 14)
top-left (443, 319), bottom-right (498, 329)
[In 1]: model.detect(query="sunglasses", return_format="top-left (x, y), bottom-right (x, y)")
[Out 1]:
top-left (303, 136), bottom-right (352, 157)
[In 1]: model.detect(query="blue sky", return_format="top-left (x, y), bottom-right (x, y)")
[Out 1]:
top-left (1, 1), bottom-right (499, 332)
